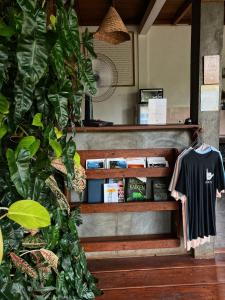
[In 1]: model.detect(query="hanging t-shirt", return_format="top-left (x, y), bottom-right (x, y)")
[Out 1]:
top-left (175, 149), bottom-right (225, 241)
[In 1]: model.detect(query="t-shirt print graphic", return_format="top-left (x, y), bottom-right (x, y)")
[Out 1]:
top-left (206, 169), bottom-right (214, 184)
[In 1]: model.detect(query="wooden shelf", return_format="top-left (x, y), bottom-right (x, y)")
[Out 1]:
top-left (86, 167), bottom-right (171, 179)
top-left (71, 201), bottom-right (179, 213)
top-left (74, 124), bottom-right (200, 133)
top-left (81, 234), bottom-right (180, 252)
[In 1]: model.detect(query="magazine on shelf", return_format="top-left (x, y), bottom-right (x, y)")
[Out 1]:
top-left (126, 157), bottom-right (146, 168)
top-left (108, 178), bottom-right (125, 202)
top-left (153, 178), bottom-right (169, 201)
top-left (87, 179), bottom-right (104, 203)
top-left (106, 158), bottom-right (127, 169)
top-left (126, 177), bottom-right (147, 201)
top-left (104, 183), bottom-right (119, 203)
top-left (86, 159), bottom-right (105, 169)
top-left (147, 157), bottom-right (169, 168)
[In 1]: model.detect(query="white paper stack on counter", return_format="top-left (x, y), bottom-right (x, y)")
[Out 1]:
top-left (148, 98), bottom-right (167, 124)
top-left (147, 157), bottom-right (169, 168)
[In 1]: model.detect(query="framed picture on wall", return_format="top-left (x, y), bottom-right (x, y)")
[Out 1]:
top-left (139, 88), bottom-right (164, 103)
top-left (92, 32), bottom-right (135, 86)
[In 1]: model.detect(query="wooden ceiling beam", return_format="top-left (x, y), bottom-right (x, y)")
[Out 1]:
top-left (172, 0), bottom-right (192, 25)
top-left (138, 0), bottom-right (167, 35)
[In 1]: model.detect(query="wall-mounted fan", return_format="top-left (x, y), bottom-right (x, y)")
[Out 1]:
top-left (84, 53), bottom-right (118, 126)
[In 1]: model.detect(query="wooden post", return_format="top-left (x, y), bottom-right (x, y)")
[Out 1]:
top-left (191, 0), bottom-right (224, 258)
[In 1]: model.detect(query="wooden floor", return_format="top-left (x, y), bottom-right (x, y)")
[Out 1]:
top-left (88, 253), bottom-right (225, 300)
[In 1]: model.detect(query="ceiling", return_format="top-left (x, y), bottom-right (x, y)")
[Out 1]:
top-left (75, 0), bottom-right (193, 27)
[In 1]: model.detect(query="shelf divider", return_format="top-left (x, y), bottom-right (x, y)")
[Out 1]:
top-left (71, 201), bottom-right (179, 213)
top-left (81, 234), bottom-right (180, 252)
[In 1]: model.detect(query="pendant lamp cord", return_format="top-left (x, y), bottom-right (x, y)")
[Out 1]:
top-left (112, 0), bottom-right (115, 7)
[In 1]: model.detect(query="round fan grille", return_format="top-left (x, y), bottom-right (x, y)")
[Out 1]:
top-left (92, 53), bottom-right (118, 102)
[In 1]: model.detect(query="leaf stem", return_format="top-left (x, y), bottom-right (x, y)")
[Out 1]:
top-left (18, 126), bottom-right (28, 136)
top-left (0, 213), bottom-right (7, 220)
top-left (20, 250), bottom-right (39, 257)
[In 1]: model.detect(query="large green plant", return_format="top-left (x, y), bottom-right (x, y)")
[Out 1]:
top-left (0, 0), bottom-right (99, 299)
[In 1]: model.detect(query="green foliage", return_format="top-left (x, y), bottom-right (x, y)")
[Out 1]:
top-left (0, 0), bottom-right (98, 299)
top-left (0, 20), bottom-right (15, 37)
top-left (0, 228), bottom-right (3, 264)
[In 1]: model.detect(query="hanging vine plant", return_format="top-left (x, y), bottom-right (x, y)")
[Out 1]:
top-left (0, 0), bottom-right (100, 299)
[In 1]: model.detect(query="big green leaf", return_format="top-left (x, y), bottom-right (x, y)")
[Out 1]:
top-left (15, 136), bottom-right (40, 158)
top-left (67, 9), bottom-right (81, 58)
top-left (58, 8), bottom-right (81, 59)
top-left (0, 20), bottom-right (15, 37)
top-left (49, 138), bottom-right (62, 158)
top-left (6, 149), bottom-right (30, 198)
top-left (17, 11), bottom-right (48, 86)
top-left (48, 92), bottom-right (68, 129)
top-left (51, 41), bottom-right (66, 82)
top-left (0, 93), bottom-right (9, 114)
top-left (7, 200), bottom-right (50, 229)
top-left (78, 56), bottom-right (97, 95)
top-left (0, 228), bottom-right (3, 264)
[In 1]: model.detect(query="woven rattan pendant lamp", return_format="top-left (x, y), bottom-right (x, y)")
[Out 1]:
top-left (94, 2), bottom-right (130, 45)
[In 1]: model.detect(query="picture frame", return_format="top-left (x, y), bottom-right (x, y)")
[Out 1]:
top-left (139, 88), bottom-right (164, 103)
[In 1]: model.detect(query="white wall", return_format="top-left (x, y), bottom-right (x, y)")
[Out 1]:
top-left (147, 26), bottom-right (191, 108)
top-left (80, 25), bottom-right (225, 131)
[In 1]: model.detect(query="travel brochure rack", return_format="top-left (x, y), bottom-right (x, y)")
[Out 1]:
top-left (68, 148), bottom-right (181, 252)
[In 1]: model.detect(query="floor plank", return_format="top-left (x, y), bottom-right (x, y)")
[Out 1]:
top-left (97, 284), bottom-right (225, 300)
top-left (93, 266), bottom-right (225, 289)
top-left (89, 254), bottom-right (225, 273)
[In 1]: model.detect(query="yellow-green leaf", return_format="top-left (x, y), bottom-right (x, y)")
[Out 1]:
top-left (50, 15), bottom-right (57, 30)
top-left (32, 113), bottom-right (44, 129)
top-left (7, 200), bottom-right (50, 229)
top-left (73, 152), bottom-right (80, 166)
top-left (0, 228), bottom-right (3, 264)
top-left (54, 127), bottom-right (63, 140)
top-left (49, 138), bottom-right (62, 158)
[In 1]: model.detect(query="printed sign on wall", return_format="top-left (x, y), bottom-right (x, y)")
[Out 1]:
top-left (201, 85), bottom-right (219, 111)
top-left (204, 55), bottom-right (220, 85)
